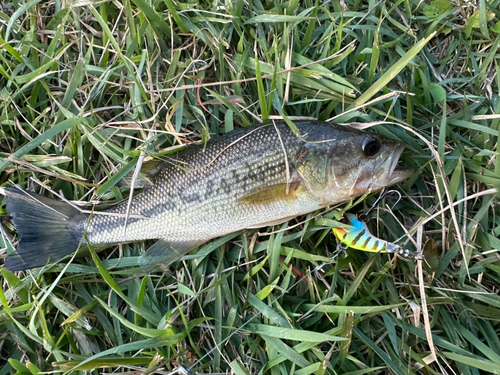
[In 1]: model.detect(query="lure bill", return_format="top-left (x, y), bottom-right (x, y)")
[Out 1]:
top-left (2, 121), bottom-right (414, 271)
top-left (333, 213), bottom-right (422, 259)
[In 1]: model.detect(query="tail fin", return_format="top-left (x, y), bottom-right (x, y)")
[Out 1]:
top-left (2, 188), bottom-right (88, 271)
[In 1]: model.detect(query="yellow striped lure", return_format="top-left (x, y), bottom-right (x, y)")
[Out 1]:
top-left (333, 214), bottom-right (420, 258)
top-left (332, 190), bottom-right (423, 259)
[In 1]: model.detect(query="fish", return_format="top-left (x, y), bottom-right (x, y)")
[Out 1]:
top-left (1, 121), bottom-right (413, 271)
top-left (332, 213), bottom-right (422, 259)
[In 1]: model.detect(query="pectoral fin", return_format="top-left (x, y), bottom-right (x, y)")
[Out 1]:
top-left (239, 181), bottom-right (301, 205)
top-left (138, 239), bottom-right (205, 272)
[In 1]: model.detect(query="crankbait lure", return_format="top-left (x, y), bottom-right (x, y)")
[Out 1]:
top-left (332, 213), bottom-right (423, 259)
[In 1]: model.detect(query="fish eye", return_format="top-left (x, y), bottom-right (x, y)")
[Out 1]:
top-left (362, 138), bottom-right (380, 158)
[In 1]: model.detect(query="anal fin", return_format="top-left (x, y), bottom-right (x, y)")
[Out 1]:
top-left (138, 240), bottom-right (204, 272)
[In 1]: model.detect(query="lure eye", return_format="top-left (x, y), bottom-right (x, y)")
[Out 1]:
top-left (362, 138), bottom-right (380, 158)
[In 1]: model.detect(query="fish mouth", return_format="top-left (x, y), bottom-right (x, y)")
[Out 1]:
top-left (372, 144), bottom-right (413, 190)
top-left (387, 144), bottom-right (414, 186)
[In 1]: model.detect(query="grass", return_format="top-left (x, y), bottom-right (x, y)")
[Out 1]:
top-left (1, 0), bottom-right (500, 374)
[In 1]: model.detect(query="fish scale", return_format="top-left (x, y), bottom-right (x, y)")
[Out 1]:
top-left (3, 121), bottom-right (412, 271)
top-left (85, 123), bottom-right (313, 244)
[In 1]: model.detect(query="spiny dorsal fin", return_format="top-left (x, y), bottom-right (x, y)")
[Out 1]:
top-left (238, 181), bottom-right (301, 205)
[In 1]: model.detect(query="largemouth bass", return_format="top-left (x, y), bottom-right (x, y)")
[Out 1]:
top-left (2, 122), bottom-right (412, 271)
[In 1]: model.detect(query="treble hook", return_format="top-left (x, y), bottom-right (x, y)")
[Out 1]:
top-left (359, 189), bottom-right (402, 222)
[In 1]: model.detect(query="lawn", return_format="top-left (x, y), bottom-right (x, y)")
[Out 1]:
top-left (1, 0), bottom-right (500, 374)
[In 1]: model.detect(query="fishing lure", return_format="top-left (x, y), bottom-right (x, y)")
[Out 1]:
top-left (333, 213), bottom-right (422, 258)
top-left (332, 190), bottom-right (422, 259)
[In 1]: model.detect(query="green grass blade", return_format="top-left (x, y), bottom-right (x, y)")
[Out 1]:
top-left (5, 0), bottom-right (42, 41)
top-left (255, 57), bottom-right (269, 122)
top-left (350, 31), bottom-right (437, 108)
top-left (0, 118), bottom-right (86, 173)
top-left (441, 352), bottom-right (500, 374)
top-left (245, 15), bottom-right (314, 24)
top-left (353, 327), bottom-right (406, 375)
top-left (247, 324), bottom-right (347, 342)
